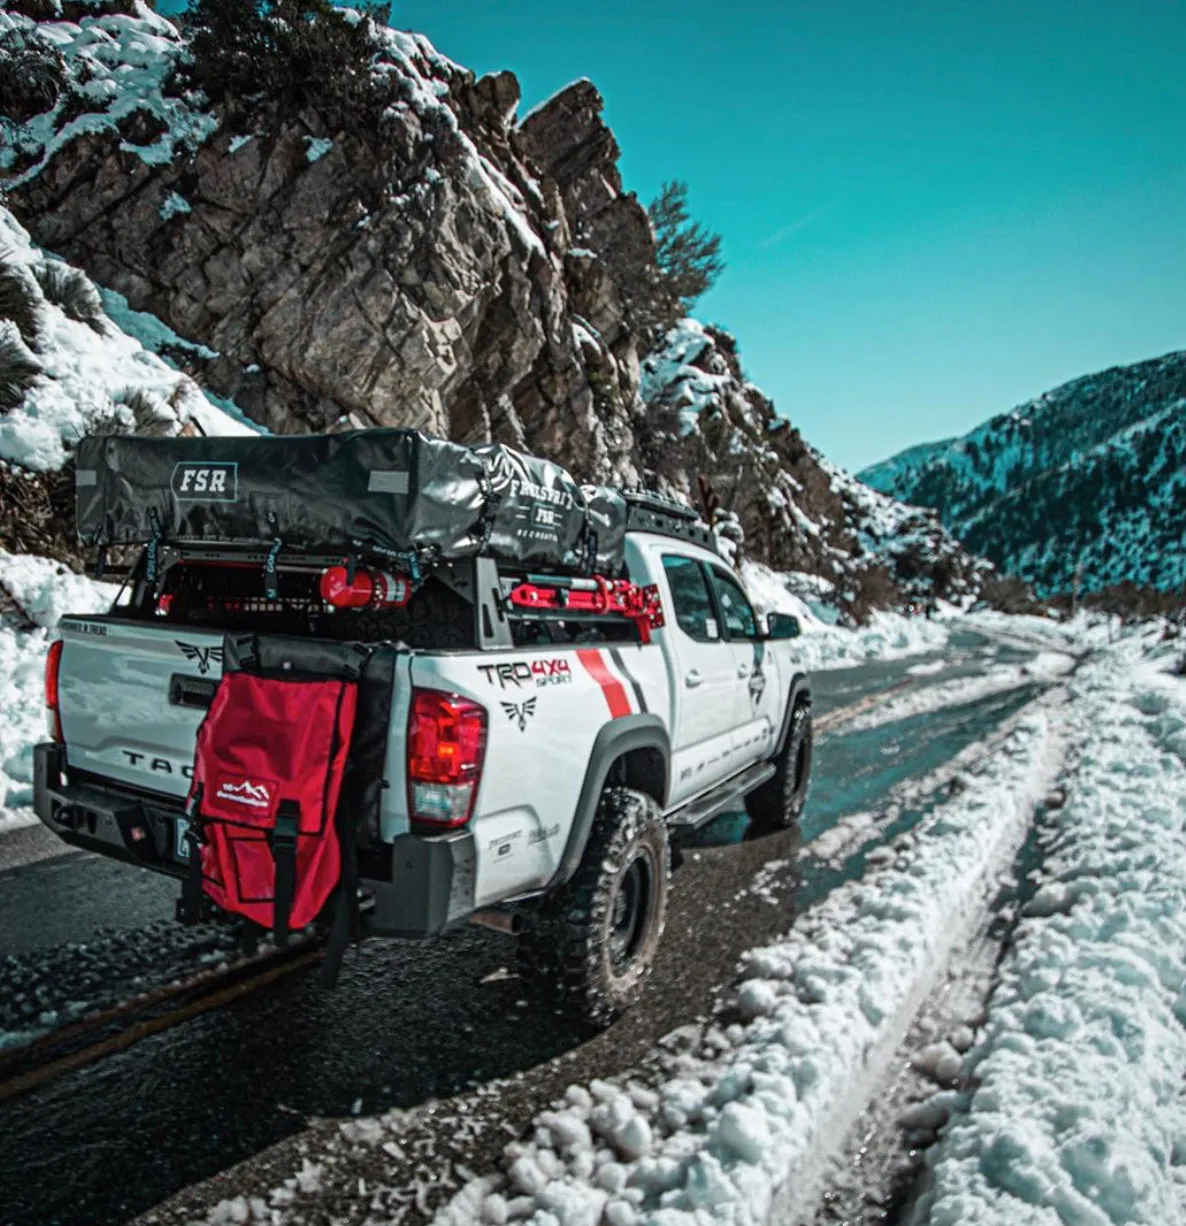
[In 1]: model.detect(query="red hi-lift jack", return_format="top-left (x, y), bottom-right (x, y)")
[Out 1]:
top-left (504, 575), bottom-right (665, 644)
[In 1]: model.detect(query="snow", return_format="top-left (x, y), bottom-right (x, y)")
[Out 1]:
top-left (907, 633), bottom-right (1186, 1226)
top-left (640, 321), bottom-right (731, 438)
top-left (741, 560), bottom-right (950, 670)
top-left (159, 190), bottom-right (192, 220)
top-left (0, 207), bottom-right (255, 470)
top-left (0, 3), bottom-right (217, 186)
top-left (435, 697), bottom-right (1068, 1226)
top-left (841, 653), bottom-right (1075, 733)
top-left (97, 285), bottom-right (219, 361)
top-left (0, 552), bottom-right (119, 829)
top-left (304, 136), bottom-right (334, 163)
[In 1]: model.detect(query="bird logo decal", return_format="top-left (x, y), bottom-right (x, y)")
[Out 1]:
top-left (176, 641), bottom-right (223, 675)
top-left (501, 698), bottom-right (538, 732)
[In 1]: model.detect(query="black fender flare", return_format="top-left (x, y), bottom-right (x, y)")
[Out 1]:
top-left (772, 671), bottom-right (813, 758)
top-left (551, 714), bottom-right (671, 891)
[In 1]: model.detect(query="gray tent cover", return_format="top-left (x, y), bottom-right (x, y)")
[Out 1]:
top-left (75, 430), bottom-right (629, 574)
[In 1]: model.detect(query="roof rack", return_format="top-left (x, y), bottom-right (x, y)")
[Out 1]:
top-left (621, 490), bottom-right (718, 553)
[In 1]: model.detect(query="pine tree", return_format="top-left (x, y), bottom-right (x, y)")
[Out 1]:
top-left (648, 181), bottom-right (725, 316)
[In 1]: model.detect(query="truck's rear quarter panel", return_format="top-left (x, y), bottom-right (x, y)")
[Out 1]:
top-left (409, 642), bottom-right (668, 907)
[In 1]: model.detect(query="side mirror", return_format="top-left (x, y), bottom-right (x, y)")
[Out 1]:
top-left (765, 612), bottom-right (801, 640)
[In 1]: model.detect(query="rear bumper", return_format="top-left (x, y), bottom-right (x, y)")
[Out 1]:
top-left (34, 742), bottom-right (190, 878)
top-left (33, 742), bottom-right (475, 940)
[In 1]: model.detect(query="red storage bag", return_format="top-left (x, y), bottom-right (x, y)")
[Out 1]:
top-left (187, 671), bottom-right (358, 937)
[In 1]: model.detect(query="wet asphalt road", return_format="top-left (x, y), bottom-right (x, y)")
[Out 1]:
top-left (0, 634), bottom-right (1041, 1226)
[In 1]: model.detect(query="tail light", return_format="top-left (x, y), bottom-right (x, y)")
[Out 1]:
top-left (406, 688), bottom-right (487, 830)
top-left (45, 638), bottom-right (64, 743)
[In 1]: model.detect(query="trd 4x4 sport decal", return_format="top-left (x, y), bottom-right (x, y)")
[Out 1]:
top-left (478, 659), bottom-right (573, 689)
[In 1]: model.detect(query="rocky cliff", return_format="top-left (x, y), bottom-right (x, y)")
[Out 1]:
top-left (0, 0), bottom-right (995, 617)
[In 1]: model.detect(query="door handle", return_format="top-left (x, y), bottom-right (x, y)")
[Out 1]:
top-left (737, 663), bottom-right (751, 678)
top-left (685, 669), bottom-right (703, 688)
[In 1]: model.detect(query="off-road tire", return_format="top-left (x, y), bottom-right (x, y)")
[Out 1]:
top-left (745, 701), bottom-right (812, 832)
top-left (516, 788), bottom-right (669, 1030)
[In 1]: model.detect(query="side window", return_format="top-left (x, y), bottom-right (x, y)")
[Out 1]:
top-left (709, 567), bottom-right (757, 640)
top-left (661, 555), bottom-right (719, 642)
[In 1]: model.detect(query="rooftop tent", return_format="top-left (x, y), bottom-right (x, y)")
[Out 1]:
top-left (75, 429), bottom-right (630, 575)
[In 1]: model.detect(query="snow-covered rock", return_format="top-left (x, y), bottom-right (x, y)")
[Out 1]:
top-left (0, 204), bottom-right (253, 472)
top-left (642, 320), bottom-right (997, 619)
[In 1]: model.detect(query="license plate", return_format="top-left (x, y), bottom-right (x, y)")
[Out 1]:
top-left (175, 816), bottom-right (191, 861)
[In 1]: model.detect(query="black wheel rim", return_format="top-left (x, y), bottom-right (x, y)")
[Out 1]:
top-left (609, 852), bottom-right (653, 973)
top-left (793, 736), bottom-right (809, 794)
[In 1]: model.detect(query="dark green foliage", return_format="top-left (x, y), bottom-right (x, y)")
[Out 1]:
top-left (977, 572), bottom-right (1038, 615)
top-left (86, 403), bottom-right (132, 437)
top-left (185, 0), bottom-right (394, 131)
top-left (4, 0), bottom-right (63, 21)
top-left (0, 259), bottom-right (41, 346)
top-left (0, 25), bottom-right (67, 123)
top-left (90, 388), bottom-right (176, 437)
top-left (0, 324), bottom-right (42, 412)
top-left (33, 259), bottom-right (105, 332)
top-left (1046, 582), bottom-right (1186, 623)
top-left (843, 563), bottom-right (898, 625)
top-left (648, 180), bottom-right (724, 317)
top-left (0, 461), bottom-right (81, 568)
top-left (115, 387), bottom-right (175, 435)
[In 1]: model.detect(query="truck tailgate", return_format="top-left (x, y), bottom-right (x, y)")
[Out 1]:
top-left (57, 617), bottom-right (224, 799)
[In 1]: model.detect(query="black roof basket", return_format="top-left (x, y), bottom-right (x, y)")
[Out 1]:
top-left (621, 490), bottom-right (718, 553)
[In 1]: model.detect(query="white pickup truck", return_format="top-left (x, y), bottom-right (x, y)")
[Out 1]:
top-left (35, 513), bottom-right (812, 1027)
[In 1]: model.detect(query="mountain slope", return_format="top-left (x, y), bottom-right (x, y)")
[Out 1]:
top-left (861, 351), bottom-right (1186, 595)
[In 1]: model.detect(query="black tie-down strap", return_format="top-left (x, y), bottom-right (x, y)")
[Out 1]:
top-left (177, 784), bottom-right (208, 926)
top-left (321, 823), bottom-right (360, 988)
top-left (270, 801), bottom-right (300, 947)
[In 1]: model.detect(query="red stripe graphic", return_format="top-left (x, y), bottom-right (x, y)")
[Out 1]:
top-left (576, 649), bottom-right (632, 719)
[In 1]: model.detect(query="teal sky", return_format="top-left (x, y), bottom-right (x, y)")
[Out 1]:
top-left (161, 1), bottom-right (1186, 471)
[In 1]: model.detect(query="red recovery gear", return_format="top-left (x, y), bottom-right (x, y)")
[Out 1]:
top-left (320, 565), bottom-right (412, 610)
top-left (505, 576), bottom-right (665, 643)
top-left (186, 672), bottom-right (358, 941)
